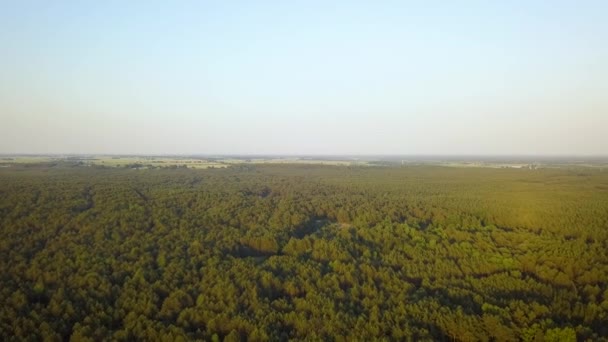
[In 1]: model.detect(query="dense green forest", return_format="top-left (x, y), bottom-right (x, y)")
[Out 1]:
top-left (1, 163), bottom-right (607, 341)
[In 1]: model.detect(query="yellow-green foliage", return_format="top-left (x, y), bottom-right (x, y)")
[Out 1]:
top-left (0, 165), bottom-right (606, 340)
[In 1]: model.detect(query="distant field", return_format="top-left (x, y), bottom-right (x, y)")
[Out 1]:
top-left (0, 156), bottom-right (228, 169)
top-left (221, 158), bottom-right (370, 166)
top-left (91, 156), bottom-right (229, 169)
top-left (1, 155), bottom-right (607, 170)
top-left (0, 156), bottom-right (369, 168)
top-left (0, 156), bottom-right (55, 164)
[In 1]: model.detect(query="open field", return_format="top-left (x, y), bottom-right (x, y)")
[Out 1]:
top-left (2, 155), bottom-right (607, 170)
top-left (0, 156), bottom-right (56, 164)
top-left (90, 156), bottom-right (229, 169)
top-left (220, 157), bottom-right (370, 166)
top-left (0, 156), bottom-right (229, 169)
top-left (0, 155), bottom-right (371, 168)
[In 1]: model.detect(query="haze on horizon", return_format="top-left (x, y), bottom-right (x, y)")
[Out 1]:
top-left (1, 1), bottom-right (607, 156)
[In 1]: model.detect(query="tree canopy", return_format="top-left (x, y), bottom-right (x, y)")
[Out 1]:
top-left (0, 164), bottom-right (607, 341)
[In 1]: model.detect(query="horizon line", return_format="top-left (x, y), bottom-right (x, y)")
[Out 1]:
top-left (2, 153), bottom-right (608, 159)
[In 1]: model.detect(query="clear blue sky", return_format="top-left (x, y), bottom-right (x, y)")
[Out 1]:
top-left (1, 1), bottom-right (606, 155)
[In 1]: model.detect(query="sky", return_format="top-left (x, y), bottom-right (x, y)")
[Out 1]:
top-left (1, 1), bottom-right (607, 155)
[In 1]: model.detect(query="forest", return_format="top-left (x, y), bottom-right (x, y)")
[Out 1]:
top-left (0, 163), bottom-right (607, 341)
